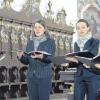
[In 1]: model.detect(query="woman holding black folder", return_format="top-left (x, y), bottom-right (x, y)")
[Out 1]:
top-left (17, 19), bottom-right (55, 100)
top-left (73, 19), bottom-right (100, 100)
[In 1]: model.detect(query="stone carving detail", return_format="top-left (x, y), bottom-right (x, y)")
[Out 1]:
top-left (47, 0), bottom-right (53, 15)
top-left (57, 9), bottom-right (66, 25)
top-left (1, 0), bottom-right (14, 9)
top-left (23, 0), bottom-right (41, 16)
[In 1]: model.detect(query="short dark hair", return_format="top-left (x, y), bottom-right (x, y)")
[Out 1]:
top-left (35, 19), bottom-right (46, 29)
top-left (76, 19), bottom-right (89, 27)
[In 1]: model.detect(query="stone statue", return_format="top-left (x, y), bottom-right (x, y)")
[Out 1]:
top-left (1, 0), bottom-right (14, 8)
top-left (57, 8), bottom-right (66, 24)
top-left (89, 15), bottom-right (97, 34)
top-left (48, 0), bottom-right (52, 12)
top-left (47, 0), bottom-right (53, 15)
top-left (23, 0), bottom-right (41, 16)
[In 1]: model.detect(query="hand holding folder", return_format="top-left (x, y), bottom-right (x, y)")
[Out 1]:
top-left (75, 55), bottom-right (100, 66)
top-left (52, 51), bottom-right (95, 65)
top-left (17, 50), bottom-right (51, 60)
top-left (75, 54), bottom-right (100, 74)
top-left (52, 55), bottom-right (78, 65)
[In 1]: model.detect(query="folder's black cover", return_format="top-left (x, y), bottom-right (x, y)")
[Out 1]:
top-left (52, 51), bottom-right (94, 65)
top-left (76, 55), bottom-right (100, 65)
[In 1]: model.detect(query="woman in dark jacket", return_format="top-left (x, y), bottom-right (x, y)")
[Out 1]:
top-left (73, 19), bottom-right (100, 100)
top-left (17, 19), bottom-right (56, 100)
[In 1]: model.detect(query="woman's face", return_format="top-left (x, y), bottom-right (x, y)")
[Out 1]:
top-left (76, 22), bottom-right (89, 37)
top-left (33, 23), bottom-right (45, 37)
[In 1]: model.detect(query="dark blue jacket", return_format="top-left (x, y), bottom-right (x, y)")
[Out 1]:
top-left (74, 37), bottom-right (100, 77)
top-left (20, 38), bottom-right (56, 79)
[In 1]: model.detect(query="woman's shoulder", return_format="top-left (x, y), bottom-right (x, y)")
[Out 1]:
top-left (47, 37), bottom-right (55, 43)
top-left (26, 39), bottom-right (34, 49)
top-left (89, 37), bottom-right (99, 43)
top-left (27, 39), bottom-right (34, 44)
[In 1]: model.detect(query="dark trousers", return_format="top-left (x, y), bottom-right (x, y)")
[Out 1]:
top-left (74, 76), bottom-right (100, 100)
top-left (27, 75), bottom-right (51, 100)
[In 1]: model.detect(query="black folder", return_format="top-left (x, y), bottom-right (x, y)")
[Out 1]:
top-left (52, 51), bottom-right (95, 65)
top-left (25, 51), bottom-right (51, 55)
top-left (75, 55), bottom-right (100, 65)
top-left (65, 51), bottom-right (94, 58)
top-left (17, 50), bottom-right (51, 56)
top-left (52, 55), bottom-right (78, 65)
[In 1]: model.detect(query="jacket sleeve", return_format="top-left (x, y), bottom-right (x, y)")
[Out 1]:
top-left (87, 39), bottom-right (100, 74)
top-left (88, 64), bottom-right (100, 75)
top-left (87, 38), bottom-right (99, 56)
top-left (19, 55), bottom-right (30, 65)
top-left (18, 40), bottom-right (32, 65)
top-left (41, 39), bottom-right (56, 63)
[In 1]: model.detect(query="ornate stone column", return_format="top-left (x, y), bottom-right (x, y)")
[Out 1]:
top-left (23, 0), bottom-right (41, 16)
top-left (1, 0), bottom-right (14, 9)
top-left (0, 19), bottom-right (3, 51)
top-left (62, 36), bottom-right (67, 54)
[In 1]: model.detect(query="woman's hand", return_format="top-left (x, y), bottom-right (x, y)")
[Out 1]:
top-left (83, 64), bottom-right (91, 68)
top-left (94, 64), bottom-right (100, 69)
top-left (83, 63), bottom-right (100, 69)
top-left (17, 50), bottom-right (24, 59)
top-left (31, 53), bottom-right (43, 59)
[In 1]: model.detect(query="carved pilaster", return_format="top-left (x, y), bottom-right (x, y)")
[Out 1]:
top-left (22, 0), bottom-right (41, 16)
top-left (1, 0), bottom-right (14, 9)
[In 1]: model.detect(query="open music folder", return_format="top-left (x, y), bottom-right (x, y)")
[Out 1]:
top-left (75, 55), bottom-right (100, 65)
top-left (52, 51), bottom-right (95, 65)
top-left (52, 55), bottom-right (79, 65)
top-left (65, 51), bottom-right (94, 58)
top-left (23, 50), bottom-right (52, 56)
